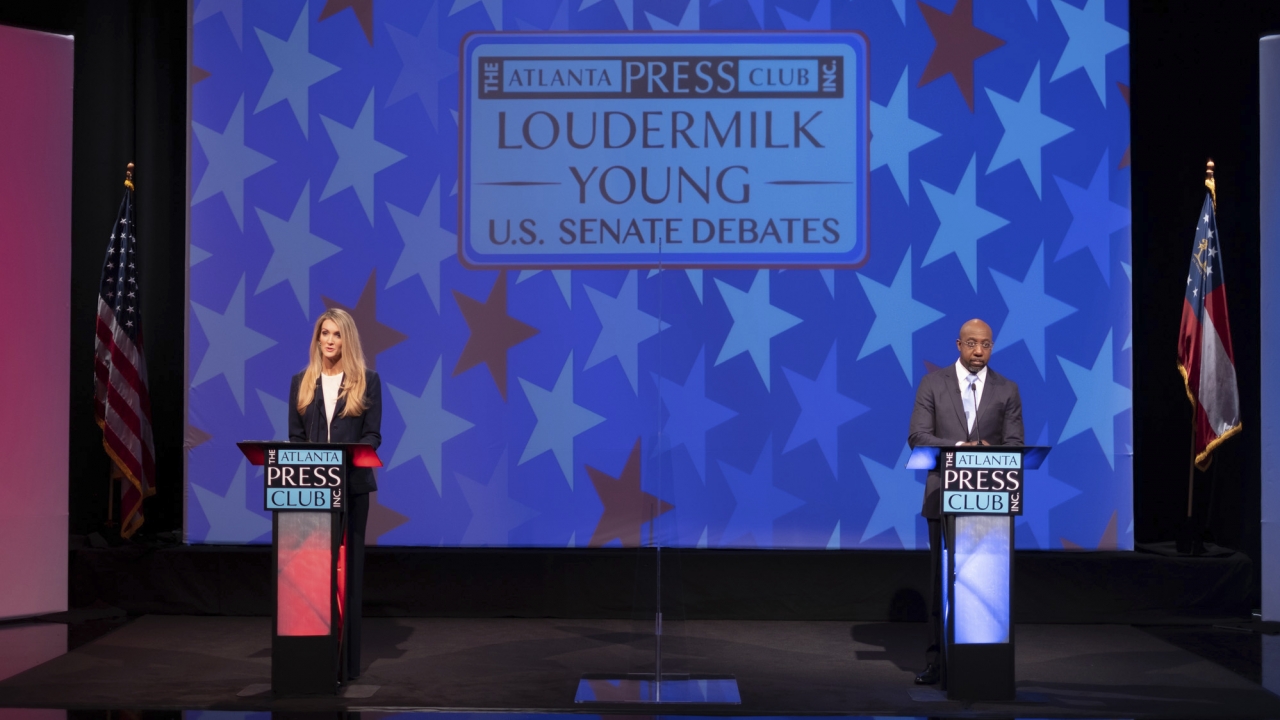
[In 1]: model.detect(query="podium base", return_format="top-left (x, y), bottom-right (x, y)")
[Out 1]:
top-left (574, 674), bottom-right (740, 704)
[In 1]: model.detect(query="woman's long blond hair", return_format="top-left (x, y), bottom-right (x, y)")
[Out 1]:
top-left (296, 308), bottom-right (369, 417)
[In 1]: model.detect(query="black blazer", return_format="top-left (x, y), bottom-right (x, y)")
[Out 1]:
top-left (907, 363), bottom-right (1024, 519)
top-left (288, 369), bottom-right (382, 494)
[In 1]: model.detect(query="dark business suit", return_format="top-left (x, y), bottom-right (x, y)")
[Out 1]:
top-left (288, 369), bottom-right (382, 679)
top-left (907, 363), bottom-right (1023, 669)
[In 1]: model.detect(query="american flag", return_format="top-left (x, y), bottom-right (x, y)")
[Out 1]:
top-left (1177, 187), bottom-right (1241, 470)
top-left (94, 182), bottom-right (155, 537)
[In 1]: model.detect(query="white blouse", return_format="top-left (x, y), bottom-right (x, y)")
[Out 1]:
top-left (321, 372), bottom-right (344, 439)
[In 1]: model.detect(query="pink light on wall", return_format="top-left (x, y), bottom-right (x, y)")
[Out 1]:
top-left (0, 24), bottom-right (73, 621)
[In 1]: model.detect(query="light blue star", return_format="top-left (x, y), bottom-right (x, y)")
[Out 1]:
top-left (857, 249), bottom-right (945, 380)
top-left (890, 0), bottom-right (906, 23)
top-left (1017, 426), bottom-right (1081, 548)
top-left (1121, 261), bottom-right (1132, 350)
top-left (709, 0), bottom-right (764, 28)
top-left (516, 269), bottom-right (572, 307)
top-left (777, 0), bottom-right (830, 30)
top-left (450, 0), bottom-right (503, 29)
top-left (860, 444), bottom-right (924, 549)
top-left (386, 178), bottom-right (455, 312)
top-left (191, 245), bottom-right (212, 267)
top-left (1053, 151), bottom-right (1128, 283)
top-left (387, 1), bottom-right (456, 129)
top-left (387, 357), bottom-right (475, 494)
top-left (1026, 0), bottom-right (1038, 19)
top-left (256, 389), bottom-right (288, 441)
top-left (922, 155), bottom-right (1010, 291)
top-left (254, 182), bottom-right (341, 316)
top-left (645, 0), bottom-right (697, 29)
top-left (320, 89), bottom-right (408, 224)
top-left (1049, 0), bottom-right (1128, 107)
top-left (782, 344), bottom-right (868, 473)
top-left (872, 68), bottom-right (942, 204)
top-left (519, 353), bottom-right (606, 489)
top-left (192, 275), bottom-right (278, 412)
top-left (193, 0), bottom-right (242, 48)
top-left (819, 269), bottom-right (834, 296)
top-left (192, 460), bottom-right (271, 543)
top-left (714, 271), bottom-right (802, 391)
top-left (579, 0), bottom-right (633, 30)
top-left (718, 438), bottom-right (803, 547)
top-left (192, 96), bottom-right (276, 230)
top-left (827, 520), bottom-right (842, 549)
top-left (585, 271), bottom-right (668, 394)
top-left (456, 449), bottom-right (539, 545)
top-left (254, 2), bottom-right (340, 139)
top-left (986, 64), bottom-right (1073, 198)
top-left (990, 244), bottom-right (1077, 378)
top-left (1057, 331), bottom-right (1131, 468)
top-left (653, 348), bottom-right (737, 481)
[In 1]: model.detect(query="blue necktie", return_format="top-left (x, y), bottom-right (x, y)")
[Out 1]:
top-left (963, 374), bottom-right (978, 433)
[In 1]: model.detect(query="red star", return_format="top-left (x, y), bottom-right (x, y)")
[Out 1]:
top-left (586, 439), bottom-right (673, 548)
top-left (191, 65), bottom-right (211, 85)
top-left (1117, 82), bottom-right (1131, 169)
top-left (1061, 510), bottom-right (1118, 550)
top-left (322, 270), bottom-right (408, 370)
top-left (366, 490), bottom-right (409, 545)
top-left (186, 424), bottom-right (212, 449)
top-left (923, 359), bottom-right (944, 374)
top-left (452, 271), bottom-right (538, 401)
top-left (917, 0), bottom-right (1005, 112)
top-left (319, 0), bottom-right (375, 45)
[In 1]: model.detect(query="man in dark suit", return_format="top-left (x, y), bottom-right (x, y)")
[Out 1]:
top-left (907, 318), bottom-right (1023, 685)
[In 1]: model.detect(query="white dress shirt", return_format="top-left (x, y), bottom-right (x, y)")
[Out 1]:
top-left (955, 360), bottom-right (988, 435)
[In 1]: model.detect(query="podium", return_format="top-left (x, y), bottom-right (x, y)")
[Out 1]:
top-left (907, 445), bottom-right (1050, 702)
top-left (237, 441), bottom-right (382, 695)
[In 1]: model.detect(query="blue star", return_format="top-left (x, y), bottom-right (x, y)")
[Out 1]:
top-left (718, 438), bottom-right (803, 547)
top-left (450, 0), bottom-right (504, 30)
top-left (646, 0), bottom-right (698, 29)
top-left (1017, 427), bottom-right (1081, 548)
top-left (986, 64), bottom-right (1074, 198)
top-left (519, 353), bottom-right (606, 489)
top-left (193, 0), bottom-right (242, 48)
top-left (516, 269), bottom-right (571, 307)
top-left (192, 460), bottom-right (271, 543)
top-left (1049, 0), bottom-right (1128, 107)
top-left (192, 275), bottom-right (278, 412)
top-left (714, 271), bottom-right (802, 391)
top-left (254, 182), bottom-right (341, 316)
top-left (777, 0), bottom-right (830, 29)
top-left (1121, 261), bottom-right (1132, 350)
top-left (456, 449), bottom-right (539, 546)
top-left (387, 178), bottom-right (456, 312)
top-left (585, 270), bottom-right (668, 394)
top-left (782, 344), bottom-right (868, 473)
top-left (192, 96), bottom-right (276, 230)
top-left (1057, 331), bottom-right (1130, 468)
top-left (256, 389), bottom-right (289, 441)
top-left (387, 1), bottom-right (456, 129)
top-left (709, 0), bottom-right (764, 28)
top-left (857, 249), bottom-right (945, 381)
top-left (860, 444), bottom-right (924, 549)
top-left (386, 357), bottom-right (475, 494)
top-left (579, 0), bottom-right (633, 29)
top-left (653, 349), bottom-right (737, 481)
top-left (1053, 151), bottom-right (1128, 283)
top-left (990, 243), bottom-right (1077, 378)
top-left (921, 155), bottom-right (1010, 291)
top-left (254, 2), bottom-right (340, 139)
top-left (872, 68), bottom-right (942, 204)
top-left (319, 89), bottom-right (408, 224)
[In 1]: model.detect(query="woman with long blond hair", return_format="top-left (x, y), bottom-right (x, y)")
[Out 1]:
top-left (287, 307), bottom-right (382, 680)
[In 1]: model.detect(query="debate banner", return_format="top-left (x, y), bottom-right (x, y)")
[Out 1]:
top-left (187, 0), bottom-right (1132, 550)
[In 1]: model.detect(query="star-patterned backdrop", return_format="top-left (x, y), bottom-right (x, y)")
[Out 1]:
top-left (187, 0), bottom-right (1132, 550)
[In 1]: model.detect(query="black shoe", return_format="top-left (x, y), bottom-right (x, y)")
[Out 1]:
top-left (914, 663), bottom-right (940, 685)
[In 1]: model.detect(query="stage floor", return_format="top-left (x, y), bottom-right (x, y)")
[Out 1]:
top-left (1, 616), bottom-right (1278, 717)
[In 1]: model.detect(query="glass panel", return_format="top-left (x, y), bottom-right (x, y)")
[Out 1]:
top-left (953, 515), bottom-right (1010, 644)
top-left (276, 511), bottom-right (332, 636)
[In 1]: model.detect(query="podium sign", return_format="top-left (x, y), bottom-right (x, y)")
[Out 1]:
top-left (907, 445), bottom-right (1049, 702)
top-left (263, 445), bottom-right (346, 511)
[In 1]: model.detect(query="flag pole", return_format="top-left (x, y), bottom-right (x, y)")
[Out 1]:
top-left (1188, 159), bottom-right (1216, 518)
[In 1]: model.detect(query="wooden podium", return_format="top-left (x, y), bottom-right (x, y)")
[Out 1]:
top-left (237, 441), bottom-right (381, 695)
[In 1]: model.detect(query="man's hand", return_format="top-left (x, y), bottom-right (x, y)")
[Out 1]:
top-left (959, 440), bottom-right (992, 446)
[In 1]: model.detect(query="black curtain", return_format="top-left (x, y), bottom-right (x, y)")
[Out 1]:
top-left (0, 0), bottom-right (187, 535)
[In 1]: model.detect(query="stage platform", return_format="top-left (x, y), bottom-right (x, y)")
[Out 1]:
top-left (1, 615), bottom-right (1279, 717)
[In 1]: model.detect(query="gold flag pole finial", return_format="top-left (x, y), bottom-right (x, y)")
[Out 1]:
top-left (1205, 158), bottom-right (1216, 209)
top-left (124, 162), bottom-right (135, 191)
